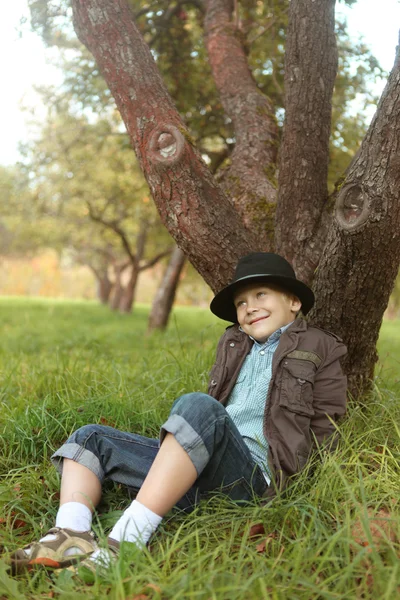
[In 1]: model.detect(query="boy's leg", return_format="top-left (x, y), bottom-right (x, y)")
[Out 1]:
top-left (8, 427), bottom-right (162, 572)
top-left (88, 392), bottom-right (266, 568)
top-left (51, 459), bottom-right (102, 533)
top-left (136, 432), bottom-right (197, 514)
top-left (105, 432), bottom-right (197, 549)
top-left (161, 393), bottom-right (268, 501)
top-left (56, 393), bottom-right (266, 542)
top-left (10, 395), bottom-right (266, 572)
top-left (60, 459), bottom-right (102, 508)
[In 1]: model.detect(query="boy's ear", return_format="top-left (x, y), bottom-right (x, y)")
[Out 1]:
top-left (290, 296), bottom-right (302, 313)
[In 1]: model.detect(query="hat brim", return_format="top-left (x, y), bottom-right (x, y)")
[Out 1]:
top-left (210, 274), bottom-right (315, 322)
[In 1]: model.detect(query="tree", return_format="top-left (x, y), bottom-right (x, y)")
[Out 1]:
top-left (22, 108), bottom-right (174, 312)
top-left (148, 245), bottom-right (186, 331)
top-left (27, 0), bottom-right (399, 396)
top-left (0, 164), bottom-right (64, 258)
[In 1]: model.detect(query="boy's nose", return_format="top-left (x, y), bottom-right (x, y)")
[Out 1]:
top-left (247, 305), bottom-right (258, 313)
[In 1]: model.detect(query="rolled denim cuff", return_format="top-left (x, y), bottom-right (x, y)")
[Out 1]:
top-left (51, 442), bottom-right (105, 482)
top-left (160, 414), bottom-right (210, 475)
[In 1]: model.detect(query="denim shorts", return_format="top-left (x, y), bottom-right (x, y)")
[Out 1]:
top-left (51, 393), bottom-right (268, 509)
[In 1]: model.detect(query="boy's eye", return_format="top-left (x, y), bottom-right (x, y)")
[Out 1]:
top-left (236, 300), bottom-right (246, 308)
top-left (257, 291), bottom-right (266, 298)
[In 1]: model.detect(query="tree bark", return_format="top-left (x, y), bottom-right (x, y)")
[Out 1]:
top-left (118, 264), bottom-right (139, 313)
top-left (204, 0), bottom-right (278, 245)
top-left (97, 272), bottom-right (113, 304)
top-left (109, 261), bottom-right (129, 311)
top-left (311, 39), bottom-right (400, 396)
top-left (276, 0), bottom-right (338, 283)
top-left (83, 258), bottom-right (114, 304)
top-left (71, 0), bottom-right (258, 292)
top-left (148, 246), bottom-right (186, 331)
top-left (118, 223), bottom-right (147, 313)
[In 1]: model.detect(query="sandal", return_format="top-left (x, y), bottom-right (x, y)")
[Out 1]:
top-left (74, 537), bottom-right (120, 582)
top-left (8, 527), bottom-right (98, 575)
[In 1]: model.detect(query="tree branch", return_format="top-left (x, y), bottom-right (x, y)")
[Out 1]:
top-left (275, 0), bottom-right (338, 283)
top-left (139, 247), bottom-right (173, 271)
top-left (71, 0), bottom-right (257, 293)
top-left (86, 200), bottom-right (136, 262)
top-left (204, 0), bottom-right (278, 246)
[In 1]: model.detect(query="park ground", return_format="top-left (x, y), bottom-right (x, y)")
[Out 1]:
top-left (0, 297), bottom-right (399, 599)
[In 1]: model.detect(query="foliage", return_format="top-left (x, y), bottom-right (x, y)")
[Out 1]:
top-left (0, 165), bottom-right (63, 257)
top-left (0, 298), bottom-right (399, 598)
top-left (17, 107), bottom-right (174, 285)
top-left (25, 0), bottom-right (384, 181)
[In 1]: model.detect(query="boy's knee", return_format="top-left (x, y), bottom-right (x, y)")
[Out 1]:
top-left (171, 392), bottom-right (224, 418)
top-left (67, 424), bottom-right (102, 447)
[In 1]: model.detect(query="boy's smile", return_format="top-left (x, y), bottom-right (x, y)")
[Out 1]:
top-left (234, 283), bottom-right (302, 343)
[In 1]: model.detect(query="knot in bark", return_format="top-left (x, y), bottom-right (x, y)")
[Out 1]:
top-left (335, 183), bottom-right (370, 232)
top-left (148, 125), bottom-right (185, 167)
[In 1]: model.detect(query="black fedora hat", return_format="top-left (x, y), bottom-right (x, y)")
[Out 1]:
top-left (210, 252), bottom-right (315, 322)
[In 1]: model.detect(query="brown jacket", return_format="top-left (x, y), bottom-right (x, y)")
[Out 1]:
top-left (207, 318), bottom-right (347, 496)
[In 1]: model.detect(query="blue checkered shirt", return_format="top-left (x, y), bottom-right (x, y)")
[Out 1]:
top-left (225, 324), bottom-right (291, 482)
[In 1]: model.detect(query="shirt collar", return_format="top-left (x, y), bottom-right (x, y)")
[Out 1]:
top-left (239, 321), bottom-right (292, 348)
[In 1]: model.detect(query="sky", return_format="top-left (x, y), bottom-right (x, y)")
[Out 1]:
top-left (1, 0), bottom-right (400, 167)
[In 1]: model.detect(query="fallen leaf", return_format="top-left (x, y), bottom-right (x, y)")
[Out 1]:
top-left (248, 523), bottom-right (265, 539)
top-left (255, 532), bottom-right (278, 553)
top-left (256, 539), bottom-right (266, 553)
top-left (0, 513), bottom-right (27, 529)
top-left (12, 518), bottom-right (27, 529)
top-left (100, 416), bottom-right (116, 427)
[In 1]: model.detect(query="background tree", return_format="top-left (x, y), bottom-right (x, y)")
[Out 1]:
top-left (0, 164), bottom-right (66, 258)
top-left (21, 108), bottom-right (173, 313)
top-left (148, 245), bottom-right (186, 331)
top-left (26, 0), bottom-right (398, 396)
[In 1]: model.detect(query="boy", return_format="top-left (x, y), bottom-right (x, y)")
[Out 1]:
top-left (9, 252), bottom-right (347, 574)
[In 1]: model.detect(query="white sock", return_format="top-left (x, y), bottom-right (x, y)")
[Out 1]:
top-left (89, 548), bottom-right (113, 567)
top-left (33, 503), bottom-right (93, 554)
top-left (108, 500), bottom-right (163, 547)
top-left (54, 502), bottom-right (93, 532)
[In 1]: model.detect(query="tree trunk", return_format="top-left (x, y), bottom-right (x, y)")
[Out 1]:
top-left (97, 273), bottom-right (113, 304)
top-left (311, 39), bottom-right (400, 396)
top-left (87, 264), bottom-right (113, 304)
top-left (109, 261), bottom-right (129, 311)
top-left (118, 265), bottom-right (139, 313)
top-left (148, 246), bottom-right (186, 331)
top-left (118, 221), bottom-right (147, 313)
top-left (276, 0), bottom-right (338, 283)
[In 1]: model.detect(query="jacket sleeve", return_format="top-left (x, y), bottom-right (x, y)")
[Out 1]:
top-left (310, 340), bottom-right (347, 450)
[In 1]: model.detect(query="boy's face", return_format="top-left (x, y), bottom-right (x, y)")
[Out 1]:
top-left (233, 283), bottom-right (302, 343)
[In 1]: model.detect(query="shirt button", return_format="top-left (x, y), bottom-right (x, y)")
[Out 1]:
top-left (230, 343), bottom-right (235, 347)
top-left (260, 350), bottom-right (265, 355)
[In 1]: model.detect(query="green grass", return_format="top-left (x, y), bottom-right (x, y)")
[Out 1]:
top-left (0, 297), bottom-right (399, 599)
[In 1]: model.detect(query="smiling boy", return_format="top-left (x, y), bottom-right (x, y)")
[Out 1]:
top-left (9, 252), bottom-right (347, 575)
top-left (234, 283), bottom-right (302, 341)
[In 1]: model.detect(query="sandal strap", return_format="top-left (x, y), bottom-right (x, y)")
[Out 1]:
top-left (107, 537), bottom-right (120, 556)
